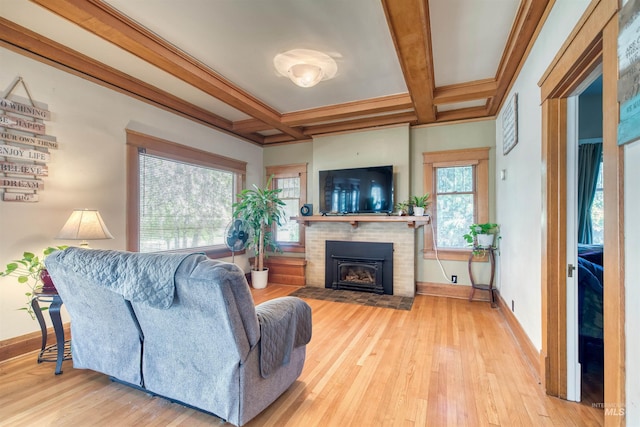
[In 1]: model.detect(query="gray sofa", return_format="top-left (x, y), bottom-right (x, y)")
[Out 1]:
top-left (45, 248), bottom-right (312, 426)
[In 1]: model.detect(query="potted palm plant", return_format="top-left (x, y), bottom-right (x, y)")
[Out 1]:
top-left (232, 175), bottom-right (286, 289)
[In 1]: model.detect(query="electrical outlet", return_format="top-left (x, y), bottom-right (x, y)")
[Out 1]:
top-left (451, 275), bottom-right (457, 283)
top-left (511, 300), bottom-right (515, 312)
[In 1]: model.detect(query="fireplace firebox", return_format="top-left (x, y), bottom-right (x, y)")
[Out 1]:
top-left (325, 241), bottom-right (393, 295)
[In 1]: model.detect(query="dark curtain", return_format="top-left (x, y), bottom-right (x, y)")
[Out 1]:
top-left (577, 143), bottom-right (602, 244)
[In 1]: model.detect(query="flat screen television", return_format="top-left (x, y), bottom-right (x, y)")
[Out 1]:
top-left (318, 165), bottom-right (394, 214)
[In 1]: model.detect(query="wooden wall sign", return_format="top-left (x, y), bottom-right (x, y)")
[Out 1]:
top-left (0, 77), bottom-right (56, 203)
top-left (2, 192), bottom-right (38, 202)
top-left (0, 144), bottom-right (50, 162)
top-left (618, 0), bottom-right (640, 145)
top-left (0, 98), bottom-right (51, 120)
top-left (0, 177), bottom-right (44, 190)
top-left (0, 114), bottom-right (46, 135)
top-left (0, 131), bottom-right (58, 149)
top-left (0, 161), bottom-right (48, 176)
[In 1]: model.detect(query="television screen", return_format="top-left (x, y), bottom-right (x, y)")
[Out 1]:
top-left (318, 165), bottom-right (394, 214)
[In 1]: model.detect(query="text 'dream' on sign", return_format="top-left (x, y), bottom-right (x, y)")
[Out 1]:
top-left (3, 192), bottom-right (39, 202)
top-left (0, 114), bottom-right (46, 135)
top-left (0, 144), bottom-right (50, 162)
top-left (0, 131), bottom-right (58, 149)
top-left (0, 178), bottom-right (44, 190)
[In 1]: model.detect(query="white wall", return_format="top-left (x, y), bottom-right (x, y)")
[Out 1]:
top-left (0, 47), bottom-right (262, 340)
top-left (312, 125), bottom-right (411, 212)
top-left (625, 140), bottom-right (640, 422)
top-left (495, 0), bottom-right (591, 349)
top-left (411, 120), bottom-right (497, 286)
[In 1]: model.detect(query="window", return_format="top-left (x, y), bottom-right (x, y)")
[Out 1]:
top-left (126, 130), bottom-right (246, 256)
top-left (435, 166), bottom-right (475, 248)
top-left (422, 148), bottom-right (490, 261)
top-left (266, 164), bottom-right (307, 252)
top-left (590, 159), bottom-right (604, 244)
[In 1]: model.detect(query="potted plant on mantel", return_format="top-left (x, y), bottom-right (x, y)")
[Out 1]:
top-left (232, 175), bottom-right (286, 289)
top-left (395, 193), bottom-right (431, 216)
top-left (410, 193), bottom-right (431, 216)
top-left (394, 200), bottom-right (410, 216)
top-left (463, 223), bottom-right (500, 255)
top-left (0, 246), bottom-right (67, 319)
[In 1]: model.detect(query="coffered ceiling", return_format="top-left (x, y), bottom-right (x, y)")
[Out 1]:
top-left (0, 0), bottom-right (551, 146)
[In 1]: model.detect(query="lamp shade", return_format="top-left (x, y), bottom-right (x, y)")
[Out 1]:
top-left (56, 209), bottom-right (113, 246)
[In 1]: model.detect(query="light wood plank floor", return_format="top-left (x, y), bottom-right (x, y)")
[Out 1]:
top-left (0, 285), bottom-right (603, 426)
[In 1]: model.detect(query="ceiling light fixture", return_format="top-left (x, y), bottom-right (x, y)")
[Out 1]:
top-left (274, 49), bottom-right (338, 88)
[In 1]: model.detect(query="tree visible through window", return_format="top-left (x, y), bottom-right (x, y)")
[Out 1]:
top-left (126, 130), bottom-right (246, 255)
top-left (435, 166), bottom-right (475, 248)
top-left (273, 176), bottom-right (300, 243)
top-left (266, 164), bottom-right (307, 252)
top-left (422, 148), bottom-right (490, 261)
top-left (138, 153), bottom-right (233, 252)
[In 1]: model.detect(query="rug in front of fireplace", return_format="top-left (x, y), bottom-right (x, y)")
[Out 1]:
top-left (289, 287), bottom-right (413, 311)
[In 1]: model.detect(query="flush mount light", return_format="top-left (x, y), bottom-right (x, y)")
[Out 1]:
top-left (274, 49), bottom-right (338, 88)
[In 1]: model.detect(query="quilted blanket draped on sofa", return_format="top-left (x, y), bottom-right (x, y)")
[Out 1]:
top-left (45, 247), bottom-right (312, 426)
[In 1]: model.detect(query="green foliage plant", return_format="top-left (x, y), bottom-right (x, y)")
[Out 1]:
top-left (232, 175), bottom-right (286, 272)
top-left (463, 223), bottom-right (499, 256)
top-left (0, 246), bottom-right (67, 319)
top-left (411, 193), bottom-right (431, 208)
top-left (394, 201), bottom-right (410, 215)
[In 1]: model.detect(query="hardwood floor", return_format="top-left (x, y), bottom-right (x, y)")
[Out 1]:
top-left (0, 285), bottom-right (604, 426)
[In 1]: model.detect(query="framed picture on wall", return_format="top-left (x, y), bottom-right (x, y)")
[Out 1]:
top-left (502, 93), bottom-right (518, 155)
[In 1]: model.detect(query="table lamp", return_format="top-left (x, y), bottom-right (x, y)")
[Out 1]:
top-left (56, 209), bottom-right (114, 247)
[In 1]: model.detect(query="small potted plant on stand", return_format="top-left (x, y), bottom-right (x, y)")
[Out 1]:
top-left (0, 246), bottom-right (67, 319)
top-left (463, 223), bottom-right (499, 255)
top-left (411, 193), bottom-right (431, 216)
top-left (232, 175), bottom-right (286, 289)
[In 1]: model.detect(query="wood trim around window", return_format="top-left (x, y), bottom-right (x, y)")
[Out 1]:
top-left (422, 147), bottom-right (490, 261)
top-left (266, 163), bottom-right (308, 253)
top-left (126, 130), bottom-right (246, 257)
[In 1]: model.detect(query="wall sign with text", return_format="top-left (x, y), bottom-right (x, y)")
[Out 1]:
top-left (502, 93), bottom-right (518, 155)
top-left (0, 77), bottom-right (58, 203)
top-left (618, 0), bottom-right (640, 145)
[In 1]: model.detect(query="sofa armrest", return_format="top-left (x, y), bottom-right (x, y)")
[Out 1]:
top-left (255, 296), bottom-right (312, 378)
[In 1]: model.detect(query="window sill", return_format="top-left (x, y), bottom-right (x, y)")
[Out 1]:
top-left (146, 246), bottom-right (242, 259)
top-left (423, 248), bottom-right (489, 262)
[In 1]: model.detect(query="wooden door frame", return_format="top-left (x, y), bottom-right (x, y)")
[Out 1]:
top-left (539, 0), bottom-right (625, 422)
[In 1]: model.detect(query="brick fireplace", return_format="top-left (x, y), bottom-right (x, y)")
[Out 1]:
top-left (303, 219), bottom-right (421, 297)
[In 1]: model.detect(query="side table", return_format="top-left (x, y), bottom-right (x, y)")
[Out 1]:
top-left (31, 290), bottom-right (72, 374)
top-left (468, 247), bottom-right (497, 308)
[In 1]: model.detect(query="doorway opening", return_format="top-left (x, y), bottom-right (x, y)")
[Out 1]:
top-left (568, 72), bottom-right (604, 405)
top-left (539, 2), bottom-right (624, 415)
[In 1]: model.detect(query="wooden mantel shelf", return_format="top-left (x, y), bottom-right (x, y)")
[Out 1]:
top-left (291, 215), bottom-right (430, 229)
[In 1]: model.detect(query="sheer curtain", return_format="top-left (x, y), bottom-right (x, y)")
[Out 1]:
top-left (577, 142), bottom-right (602, 244)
